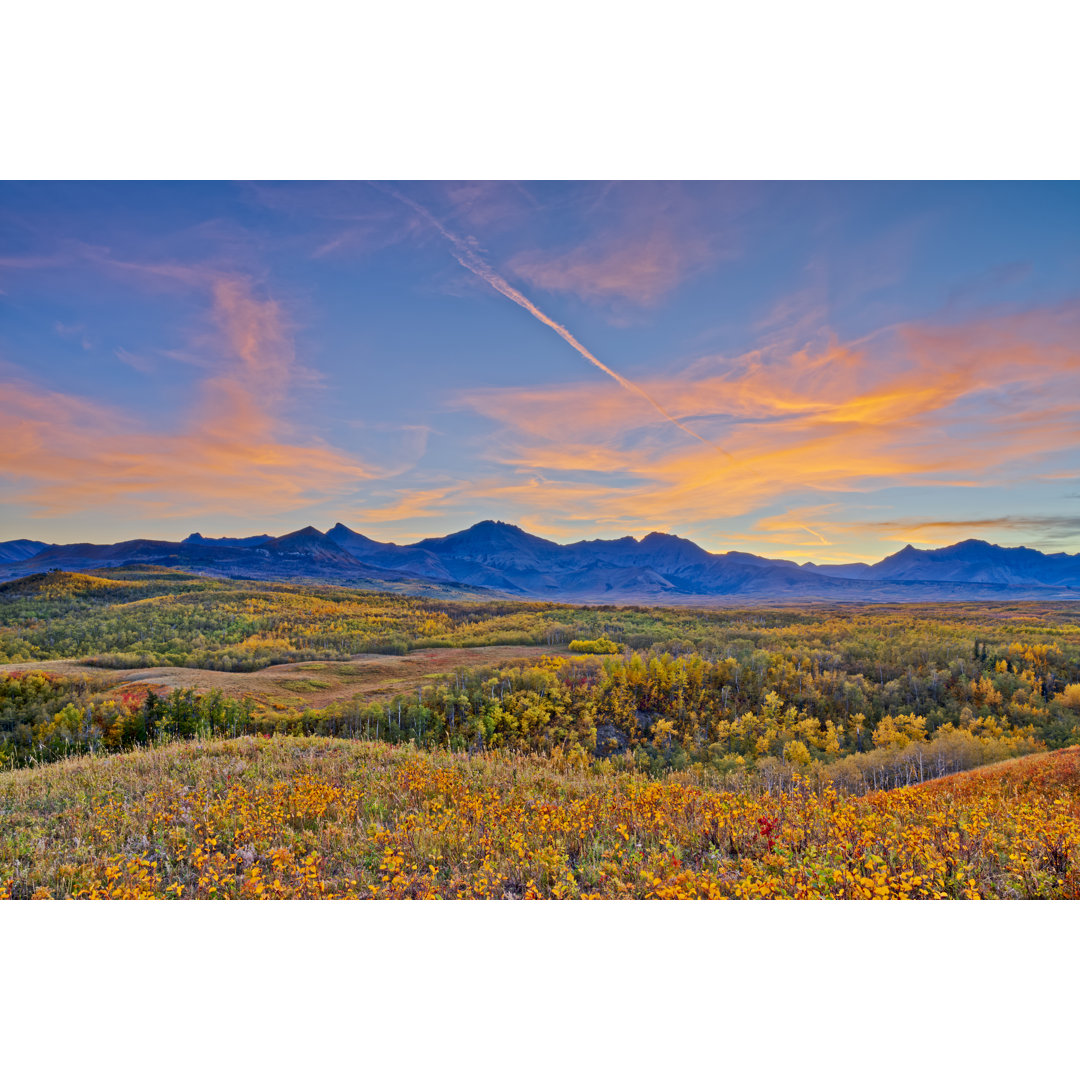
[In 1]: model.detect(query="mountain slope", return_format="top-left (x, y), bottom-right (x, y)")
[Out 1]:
top-left (2, 523), bottom-right (1079, 602)
top-left (0, 532), bottom-right (410, 588)
top-left (857, 539), bottom-right (1080, 586)
top-left (182, 532), bottom-right (275, 548)
top-left (0, 539), bottom-right (51, 563)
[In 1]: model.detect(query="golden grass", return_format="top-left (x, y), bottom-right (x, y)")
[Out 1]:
top-left (0, 645), bottom-right (571, 708)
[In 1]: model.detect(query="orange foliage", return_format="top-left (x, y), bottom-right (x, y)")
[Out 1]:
top-left (2, 739), bottom-right (1076, 900)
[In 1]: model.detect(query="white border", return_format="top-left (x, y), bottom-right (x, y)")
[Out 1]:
top-left (3, 1), bottom-right (1079, 179)
top-left (2, 899), bottom-right (1077, 1076)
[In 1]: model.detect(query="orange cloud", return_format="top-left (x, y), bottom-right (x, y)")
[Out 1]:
top-left (737, 507), bottom-right (1080, 562)
top-left (451, 302), bottom-right (1080, 544)
top-left (829, 515), bottom-right (1080, 548)
top-left (345, 486), bottom-right (461, 524)
top-left (0, 275), bottom-right (380, 518)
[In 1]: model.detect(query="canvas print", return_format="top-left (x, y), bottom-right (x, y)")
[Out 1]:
top-left (2, 180), bottom-right (1078, 900)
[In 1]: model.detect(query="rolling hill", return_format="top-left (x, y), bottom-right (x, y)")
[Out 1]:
top-left (2, 736), bottom-right (1076, 898)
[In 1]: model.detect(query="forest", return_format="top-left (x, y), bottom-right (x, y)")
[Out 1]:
top-left (2, 566), bottom-right (1079, 791)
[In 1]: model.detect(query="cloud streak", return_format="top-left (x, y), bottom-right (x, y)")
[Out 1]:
top-left (378, 184), bottom-right (733, 459)
top-left (845, 516), bottom-right (1080, 547)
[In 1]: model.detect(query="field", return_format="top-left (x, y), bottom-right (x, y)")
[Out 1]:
top-left (0, 645), bottom-right (571, 709)
top-left (2, 736), bottom-right (1077, 899)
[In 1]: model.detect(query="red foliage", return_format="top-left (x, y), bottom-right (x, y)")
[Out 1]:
top-left (757, 814), bottom-right (780, 851)
top-left (117, 686), bottom-right (149, 708)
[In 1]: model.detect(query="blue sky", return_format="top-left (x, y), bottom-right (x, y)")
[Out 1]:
top-left (1, 180), bottom-right (1079, 561)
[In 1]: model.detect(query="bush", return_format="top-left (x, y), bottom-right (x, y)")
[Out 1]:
top-left (568, 637), bottom-right (620, 655)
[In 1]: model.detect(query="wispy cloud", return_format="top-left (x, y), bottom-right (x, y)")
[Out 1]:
top-left (740, 508), bottom-right (1080, 560)
top-left (0, 273), bottom-right (381, 518)
top-left (343, 486), bottom-right (461, 525)
top-left (54, 321), bottom-right (93, 350)
top-left (114, 346), bottom-right (155, 374)
top-left (451, 302), bottom-right (1080, 548)
top-left (507, 182), bottom-right (731, 308)
top-left (841, 516), bottom-right (1080, 548)
top-left (508, 225), bottom-right (712, 307)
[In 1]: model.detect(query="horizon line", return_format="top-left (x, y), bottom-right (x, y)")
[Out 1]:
top-left (4, 519), bottom-right (1078, 566)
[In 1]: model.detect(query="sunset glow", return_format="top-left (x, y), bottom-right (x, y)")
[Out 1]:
top-left (2, 181), bottom-right (1078, 560)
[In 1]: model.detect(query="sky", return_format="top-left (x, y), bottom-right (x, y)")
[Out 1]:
top-left (1, 180), bottom-right (1079, 563)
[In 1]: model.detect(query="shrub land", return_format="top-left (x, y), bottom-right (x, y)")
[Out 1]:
top-left (2, 737), bottom-right (1076, 899)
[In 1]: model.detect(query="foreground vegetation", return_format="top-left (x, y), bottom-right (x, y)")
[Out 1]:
top-left (2, 736), bottom-right (1076, 899)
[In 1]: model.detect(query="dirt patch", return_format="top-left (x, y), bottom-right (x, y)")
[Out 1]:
top-left (0, 645), bottom-right (572, 708)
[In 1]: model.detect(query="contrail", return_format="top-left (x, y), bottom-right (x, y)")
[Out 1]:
top-left (798, 524), bottom-right (829, 545)
top-left (377, 184), bottom-right (732, 457)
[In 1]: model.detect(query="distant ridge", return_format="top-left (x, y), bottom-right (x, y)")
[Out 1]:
top-left (2, 521), bottom-right (1079, 603)
top-left (182, 532), bottom-right (275, 548)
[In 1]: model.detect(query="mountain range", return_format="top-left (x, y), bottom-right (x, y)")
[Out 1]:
top-left (2, 521), bottom-right (1080, 602)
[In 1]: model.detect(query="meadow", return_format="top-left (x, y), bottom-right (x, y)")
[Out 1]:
top-left (2, 736), bottom-right (1076, 899)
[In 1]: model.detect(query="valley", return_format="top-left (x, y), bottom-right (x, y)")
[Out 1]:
top-left (3, 566), bottom-right (1079, 785)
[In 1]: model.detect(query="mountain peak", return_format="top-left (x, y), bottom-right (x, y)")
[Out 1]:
top-left (946, 538), bottom-right (995, 552)
top-left (419, 520), bottom-right (546, 547)
top-left (468, 519), bottom-right (523, 535)
top-left (325, 522), bottom-right (385, 552)
top-left (640, 530), bottom-right (689, 546)
top-left (638, 531), bottom-right (707, 554)
top-left (180, 531), bottom-right (275, 549)
top-left (277, 526), bottom-right (327, 543)
top-left (413, 520), bottom-right (561, 571)
top-left (0, 539), bottom-right (52, 564)
top-left (5, 521), bottom-right (1080, 600)
top-left (327, 522), bottom-right (362, 538)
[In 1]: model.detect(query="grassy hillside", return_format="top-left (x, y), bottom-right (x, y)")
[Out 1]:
top-left (2, 737), bottom-right (1077, 899)
top-left (0, 567), bottom-right (575, 668)
top-left (7, 566), bottom-right (1080, 676)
